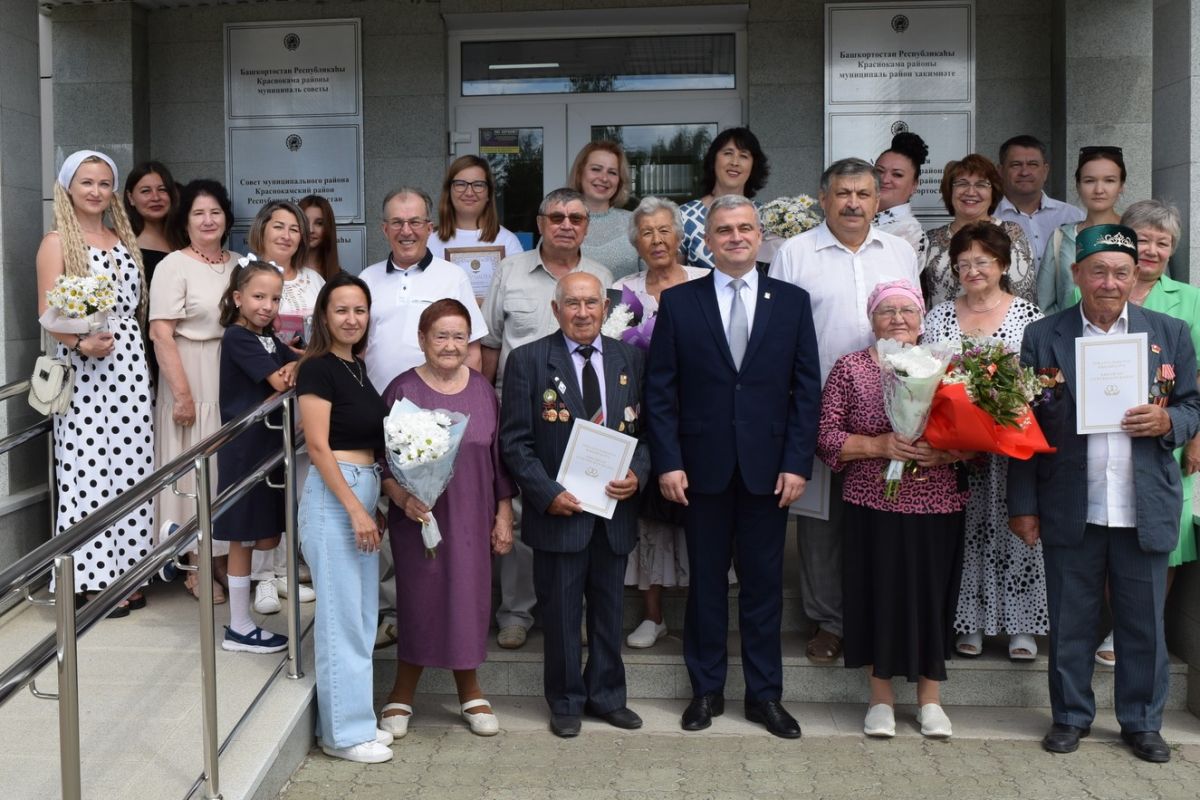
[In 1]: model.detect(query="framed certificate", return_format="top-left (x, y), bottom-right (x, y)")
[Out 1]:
top-left (789, 459), bottom-right (831, 520)
top-left (1075, 332), bottom-right (1148, 434)
top-left (445, 245), bottom-right (506, 302)
top-left (555, 420), bottom-right (637, 520)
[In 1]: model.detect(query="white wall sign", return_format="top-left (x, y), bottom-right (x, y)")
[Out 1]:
top-left (228, 125), bottom-right (364, 224)
top-left (225, 19), bottom-right (362, 119)
top-left (824, 2), bottom-right (975, 215)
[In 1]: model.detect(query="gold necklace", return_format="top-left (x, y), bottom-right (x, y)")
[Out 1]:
top-left (963, 294), bottom-right (1005, 314)
top-left (336, 354), bottom-right (363, 387)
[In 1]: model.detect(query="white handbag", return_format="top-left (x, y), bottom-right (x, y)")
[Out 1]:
top-left (28, 351), bottom-right (73, 416)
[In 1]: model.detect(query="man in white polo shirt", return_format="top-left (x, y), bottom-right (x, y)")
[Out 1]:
top-left (768, 157), bottom-right (920, 667)
top-left (360, 186), bottom-right (488, 650)
top-left (995, 134), bottom-right (1084, 272)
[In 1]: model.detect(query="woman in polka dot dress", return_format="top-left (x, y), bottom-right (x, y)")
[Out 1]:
top-left (35, 150), bottom-right (154, 615)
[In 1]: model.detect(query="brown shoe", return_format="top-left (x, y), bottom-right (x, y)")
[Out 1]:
top-left (806, 628), bottom-right (842, 664)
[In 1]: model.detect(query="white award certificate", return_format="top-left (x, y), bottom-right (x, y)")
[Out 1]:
top-left (789, 459), bottom-right (831, 521)
top-left (555, 420), bottom-right (637, 520)
top-left (1075, 332), bottom-right (1148, 434)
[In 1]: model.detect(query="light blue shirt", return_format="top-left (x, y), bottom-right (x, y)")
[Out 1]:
top-left (563, 332), bottom-right (607, 423)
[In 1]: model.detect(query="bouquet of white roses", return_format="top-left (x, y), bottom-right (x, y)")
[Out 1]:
top-left (40, 274), bottom-right (117, 334)
top-left (601, 302), bottom-right (635, 340)
top-left (876, 338), bottom-right (956, 500)
top-left (759, 195), bottom-right (823, 239)
top-left (383, 398), bottom-right (469, 557)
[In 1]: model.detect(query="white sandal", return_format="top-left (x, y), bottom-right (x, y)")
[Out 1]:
top-left (1095, 632), bottom-right (1116, 666)
top-left (955, 630), bottom-right (983, 657)
top-left (379, 702), bottom-right (413, 737)
top-left (1008, 633), bottom-right (1037, 662)
top-left (461, 698), bottom-right (500, 736)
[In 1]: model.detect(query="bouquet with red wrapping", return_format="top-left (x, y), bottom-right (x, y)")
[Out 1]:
top-left (923, 336), bottom-right (1055, 459)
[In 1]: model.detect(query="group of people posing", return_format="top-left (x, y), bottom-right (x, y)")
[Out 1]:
top-left (37, 127), bottom-right (1197, 766)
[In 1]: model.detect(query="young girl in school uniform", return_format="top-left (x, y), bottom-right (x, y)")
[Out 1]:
top-left (216, 258), bottom-right (299, 653)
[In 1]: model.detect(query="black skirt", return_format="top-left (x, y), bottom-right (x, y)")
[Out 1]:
top-left (841, 502), bottom-right (965, 682)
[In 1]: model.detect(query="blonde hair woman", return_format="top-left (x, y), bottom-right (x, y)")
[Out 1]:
top-left (35, 150), bottom-right (155, 616)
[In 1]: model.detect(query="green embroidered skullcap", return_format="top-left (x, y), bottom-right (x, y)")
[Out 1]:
top-left (1076, 223), bottom-right (1138, 264)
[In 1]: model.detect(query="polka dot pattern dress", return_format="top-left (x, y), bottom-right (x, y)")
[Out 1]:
top-left (53, 244), bottom-right (155, 592)
top-left (923, 296), bottom-right (1049, 636)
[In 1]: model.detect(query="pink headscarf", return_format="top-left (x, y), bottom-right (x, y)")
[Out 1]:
top-left (867, 279), bottom-right (925, 333)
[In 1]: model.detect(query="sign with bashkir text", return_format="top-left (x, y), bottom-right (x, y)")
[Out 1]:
top-left (225, 19), bottom-right (361, 119)
top-left (824, 2), bottom-right (975, 216)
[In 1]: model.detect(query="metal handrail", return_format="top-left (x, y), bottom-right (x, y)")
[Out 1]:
top-left (0, 390), bottom-right (295, 603)
top-left (0, 388), bottom-right (305, 800)
top-left (0, 377), bottom-right (57, 609)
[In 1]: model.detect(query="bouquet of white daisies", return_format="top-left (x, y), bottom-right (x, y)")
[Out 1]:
top-left (40, 274), bottom-right (117, 334)
top-left (383, 397), bottom-right (470, 557)
top-left (876, 338), bottom-right (956, 500)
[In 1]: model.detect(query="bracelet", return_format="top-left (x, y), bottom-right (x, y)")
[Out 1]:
top-left (71, 335), bottom-right (84, 355)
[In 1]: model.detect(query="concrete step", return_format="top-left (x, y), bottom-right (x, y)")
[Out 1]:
top-left (374, 629), bottom-right (1191, 710)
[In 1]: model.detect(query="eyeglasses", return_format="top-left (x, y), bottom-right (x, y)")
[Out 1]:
top-left (1080, 146), bottom-right (1123, 157)
top-left (430, 332), bottom-right (469, 344)
top-left (450, 180), bottom-right (488, 194)
top-left (871, 306), bottom-right (922, 320)
top-left (539, 212), bottom-right (588, 227)
top-left (951, 179), bottom-right (992, 192)
top-left (384, 217), bottom-right (431, 231)
top-left (952, 257), bottom-right (1000, 274)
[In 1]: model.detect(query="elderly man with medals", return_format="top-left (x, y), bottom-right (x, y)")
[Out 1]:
top-left (1008, 224), bottom-right (1200, 763)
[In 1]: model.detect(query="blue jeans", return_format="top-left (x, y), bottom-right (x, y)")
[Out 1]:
top-left (300, 461), bottom-right (381, 748)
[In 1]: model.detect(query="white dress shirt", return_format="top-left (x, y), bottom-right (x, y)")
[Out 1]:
top-left (1081, 304), bottom-right (1136, 528)
top-left (712, 266), bottom-right (759, 337)
top-left (995, 193), bottom-right (1085, 270)
top-left (564, 333), bottom-right (607, 423)
top-left (769, 222), bottom-right (919, 381)
top-left (359, 251), bottom-right (489, 393)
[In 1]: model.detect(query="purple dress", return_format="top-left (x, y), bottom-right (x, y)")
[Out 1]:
top-left (382, 369), bottom-right (516, 670)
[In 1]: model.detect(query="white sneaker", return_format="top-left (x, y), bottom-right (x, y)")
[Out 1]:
top-left (917, 703), bottom-right (953, 738)
top-left (271, 577), bottom-right (315, 603)
top-left (321, 739), bottom-right (393, 763)
top-left (253, 580), bottom-right (281, 615)
top-left (863, 704), bottom-right (895, 737)
top-left (375, 728), bottom-right (394, 746)
top-left (626, 619), bottom-right (668, 649)
top-left (461, 698), bottom-right (500, 736)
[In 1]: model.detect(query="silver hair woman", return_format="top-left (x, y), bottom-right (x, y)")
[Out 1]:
top-left (35, 150), bottom-right (155, 614)
top-left (614, 196), bottom-right (712, 649)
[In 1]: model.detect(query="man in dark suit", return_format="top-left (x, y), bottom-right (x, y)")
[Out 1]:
top-left (1009, 224), bottom-right (1200, 762)
top-left (646, 195), bottom-right (821, 738)
top-left (499, 272), bottom-right (649, 738)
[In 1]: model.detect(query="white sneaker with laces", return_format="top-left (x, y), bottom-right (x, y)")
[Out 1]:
top-left (917, 703), bottom-right (953, 738)
top-left (253, 580), bottom-right (281, 615)
top-left (271, 577), bottom-right (316, 603)
top-left (321, 739), bottom-right (393, 763)
top-left (626, 619), bottom-right (668, 648)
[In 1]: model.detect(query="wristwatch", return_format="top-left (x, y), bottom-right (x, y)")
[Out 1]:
top-left (71, 335), bottom-right (84, 355)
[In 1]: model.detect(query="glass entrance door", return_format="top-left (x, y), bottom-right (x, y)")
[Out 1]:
top-left (455, 98), bottom-right (742, 241)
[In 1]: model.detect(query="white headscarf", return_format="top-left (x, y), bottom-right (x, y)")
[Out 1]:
top-left (57, 150), bottom-right (119, 190)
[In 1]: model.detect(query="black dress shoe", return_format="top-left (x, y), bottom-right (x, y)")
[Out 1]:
top-left (550, 714), bottom-right (581, 738)
top-left (744, 699), bottom-right (801, 739)
top-left (585, 705), bottom-right (643, 730)
top-left (1041, 723), bottom-right (1090, 753)
top-left (1121, 730), bottom-right (1171, 763)
top-left (681, 693), bottom-right (725, 731)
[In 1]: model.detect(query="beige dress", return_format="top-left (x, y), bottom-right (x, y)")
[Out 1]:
top-left (149, 249), bottom-right (240, 556)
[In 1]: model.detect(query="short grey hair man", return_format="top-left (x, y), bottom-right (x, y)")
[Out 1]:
top-left (705, 194), bottom-right (760, 236)
top-left (381, 186), bottom-right (434, 219)
top-left (539, 187), bottom-right (588, 218)
top-left (819, 157), bottom-right (881, 194)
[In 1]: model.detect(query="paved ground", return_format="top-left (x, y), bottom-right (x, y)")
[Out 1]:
top-left (278, 698), bottom-right (1200, 800)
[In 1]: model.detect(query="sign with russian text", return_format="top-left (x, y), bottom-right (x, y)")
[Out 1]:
top-left (227, 125), bottom-right (363, 223)
top-left (225, 19), bottom-right (361, 119)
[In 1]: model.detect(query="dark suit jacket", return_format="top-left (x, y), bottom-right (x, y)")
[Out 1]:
top-left (1007, 303), bottom-right (1200, 553)
top-left (499, 331), bottom-right (650, 555)
top-left (645, 271), bottom-right (821, 495)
